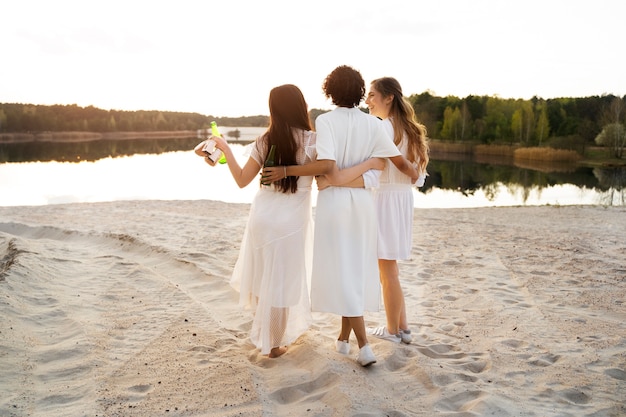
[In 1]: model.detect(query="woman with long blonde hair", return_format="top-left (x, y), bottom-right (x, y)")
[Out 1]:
top-left (365, 76), bottom-right (429, 344)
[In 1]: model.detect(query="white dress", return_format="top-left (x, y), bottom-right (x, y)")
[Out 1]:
top-left (311, 107), bottom-right (401, 316)
top-left (230, 129), bottom-right (316, 355)
top-left (374, 119), bottom-right (415, 260)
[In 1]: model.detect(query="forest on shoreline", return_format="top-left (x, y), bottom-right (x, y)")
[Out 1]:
top-left (1, 91), bottom-right (624, 164)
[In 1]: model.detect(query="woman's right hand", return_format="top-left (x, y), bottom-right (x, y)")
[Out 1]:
top-left (212, 135), bottom-right (228, 151)
top-left (316, 175), bottom-right (330, 190)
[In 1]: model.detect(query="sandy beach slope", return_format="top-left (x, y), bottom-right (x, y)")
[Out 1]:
top-left (1, 201), bottom-right (624, 416)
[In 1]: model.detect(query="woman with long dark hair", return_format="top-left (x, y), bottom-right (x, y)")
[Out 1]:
top-left (206, 84), bottom-right (317, 358)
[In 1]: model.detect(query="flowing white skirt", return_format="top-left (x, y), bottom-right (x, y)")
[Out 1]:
top-left (230, 187), bottom-right (313, 355)
top-left (310, 187), bottom-right (381, 316)
top-left (374, 184), bottom-right (414, 260)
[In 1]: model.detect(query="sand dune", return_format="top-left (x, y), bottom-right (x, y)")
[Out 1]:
top-left (1, 201), bottom-right (624, 416)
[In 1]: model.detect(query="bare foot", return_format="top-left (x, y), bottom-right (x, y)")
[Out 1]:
top-left (269, 346), bottom-right (287, 358)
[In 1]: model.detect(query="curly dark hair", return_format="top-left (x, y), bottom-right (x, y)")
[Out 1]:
top-left (322, 65), bottom-right (365, 107)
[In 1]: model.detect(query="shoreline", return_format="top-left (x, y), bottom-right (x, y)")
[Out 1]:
top-left (2, 133), bottom-right (623, 168)
top-left (0, 130), bottom-right (256, 146)
top-left (0, 130), bottom-right (198, 143)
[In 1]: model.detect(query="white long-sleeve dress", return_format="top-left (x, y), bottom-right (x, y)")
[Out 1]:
top-left (230, 129), bottom-right (316, 354)
top-left (311, 107), bottom-right (401, 316)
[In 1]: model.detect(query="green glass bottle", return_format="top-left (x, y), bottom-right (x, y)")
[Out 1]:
top-left (261, 144), bottom-right (276, 186)
top-left (211, 121), bottom-right (227, 164)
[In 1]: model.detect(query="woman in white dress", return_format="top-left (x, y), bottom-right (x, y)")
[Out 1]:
top-left (365, 77), bottom-right (429, 344)
top-left (264, 66), bottom-right (419, 366)
top-left (206, 84), bottom-right (316, 358)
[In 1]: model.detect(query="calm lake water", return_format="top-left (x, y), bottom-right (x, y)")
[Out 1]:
top-left (1, 127), bottom-right (624, 208)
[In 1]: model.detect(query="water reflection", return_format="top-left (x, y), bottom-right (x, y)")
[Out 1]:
top-left (0, 137), bottom-right (201, 163)
top-left (0, 135), bottom-right (624, 207)
top-left (426, 152), bottom-right (624, 206)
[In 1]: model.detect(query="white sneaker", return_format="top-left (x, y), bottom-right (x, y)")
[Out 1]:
top-left (399, 329), bottom-right (412, 344)
top-left (335, 339), bottom-right (350, 355)
top-left (357, 344), bottom-right (377, 367)
top-left (368, 326), bottom-right (401, 343)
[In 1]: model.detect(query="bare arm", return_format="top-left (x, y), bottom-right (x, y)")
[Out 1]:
top-left (317, 175), bottom-right (365, 190)
top-left (262, 159), bottom-right (335, 183)
top-left (213, 136), bottom-right (262, 188)
top-left (325, 158), bottom-right (385, 185)
top-left (389, 155), bottom-right (419, 183)
top-left (317, 158), bottom-right (385, 190)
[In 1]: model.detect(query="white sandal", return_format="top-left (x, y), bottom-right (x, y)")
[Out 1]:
top-left (368, 326), bottom-right (401, 343)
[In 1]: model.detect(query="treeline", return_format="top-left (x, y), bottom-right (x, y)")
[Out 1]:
top-left (2, 93), bottom-right (625, 155)
top-left (408, 92), bottom-right (625, 153)
top-left (0, 103), bottom-right (269, 133)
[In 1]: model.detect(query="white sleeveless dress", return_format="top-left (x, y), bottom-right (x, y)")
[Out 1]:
top-left (230, 129), bottom-right (316, 354)
top-left (374, 119), bottom-right (415, 260)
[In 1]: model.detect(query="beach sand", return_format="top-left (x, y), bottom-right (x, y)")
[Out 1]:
top-left (0, 201), bottom-right (624, 416)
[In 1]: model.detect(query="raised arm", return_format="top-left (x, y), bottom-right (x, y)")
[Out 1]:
top-left (213, 135), bottom-right (262, 188)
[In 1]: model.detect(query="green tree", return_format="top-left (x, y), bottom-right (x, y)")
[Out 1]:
top-left (595, 123), bottom-right (625, 158)
top-left (0, 108), bottom-right (6, 131)
top-left (535, 102), bottom-right (550, 146)
top-left (511, 109), bottom-right (523, 142)
top-left (521, 101), bottom-right (534, 144)
top-left (441, 106), bottom-right (462, 140)
top-left (108, 115), bottom-right (117, 131)
top-left (409, 91), bottom-right (444, 138)
top-left (483, 97), bottom-right (513, 143)
top-left (226, 129), bottom-right (241, 140)
top-left (460, 101), bottom-right (471, 140)
top-left (155, 112), bottom-right (167, 130)
top-left (596, 97), bottom-right (626, 158)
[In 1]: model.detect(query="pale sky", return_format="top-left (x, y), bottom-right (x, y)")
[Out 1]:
top-left (2, 0), bottom-right (624, 118)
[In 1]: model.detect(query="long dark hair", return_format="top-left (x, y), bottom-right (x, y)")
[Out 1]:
top-left (370, 77), bottom-right (429, 173)
top-left (261, 84), bottom-right (312, 193)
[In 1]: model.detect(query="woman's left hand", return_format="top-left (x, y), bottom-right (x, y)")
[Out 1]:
top-left (262, 166), bottom-right (286, 183)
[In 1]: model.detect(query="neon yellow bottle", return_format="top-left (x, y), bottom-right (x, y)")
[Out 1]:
top-left (211, 121), bottom-right (227, 164)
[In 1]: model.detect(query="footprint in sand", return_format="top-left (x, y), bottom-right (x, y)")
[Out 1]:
top-left (499, 338), bottom-right (527, 349)
top-left (269, 372), bottom-right (340, 405)
top-left (605, 368), bottom-right (626, 381)
top-left (383, 345), bottom-right (419, 372)
top-left (418, 343), bottom-right (466, 360)
top-left (528, 352), bottom-right (560, 367)
top-left (558, 388), bottom-right (591, 405)
top-left (434, 390), bottom-right (487, 412)
top-left (125, 384), bottom-right (154, 403)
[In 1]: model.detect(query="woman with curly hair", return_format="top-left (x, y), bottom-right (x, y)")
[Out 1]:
top-left (264, 66), bottom-right (418, 366)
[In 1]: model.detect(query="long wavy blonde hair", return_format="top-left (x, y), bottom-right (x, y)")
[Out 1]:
top-left (370, 77), bottom-right (429, 173)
